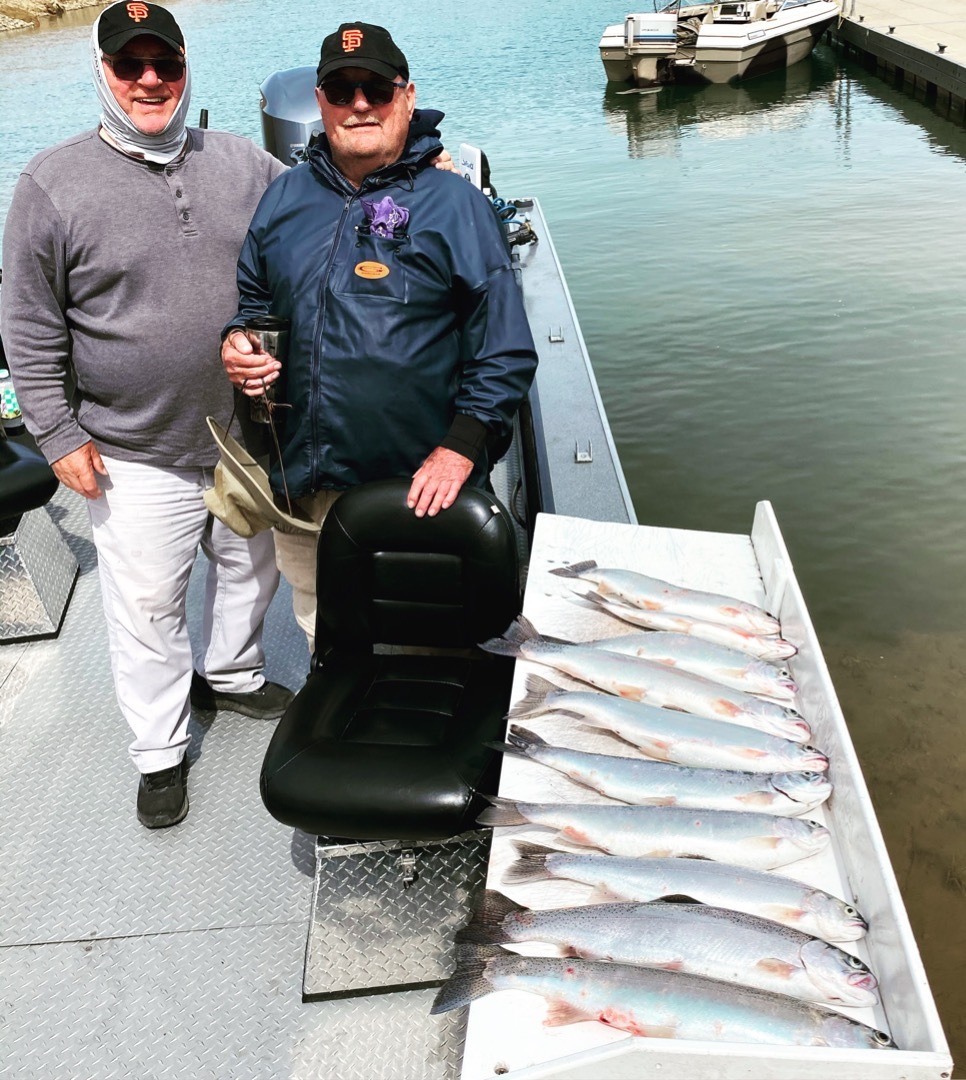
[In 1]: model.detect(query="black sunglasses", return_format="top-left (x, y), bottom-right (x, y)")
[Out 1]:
top-left (318, 77), bottom-right (407, 107)
top-left (103, 55), bottom-right (186, 82)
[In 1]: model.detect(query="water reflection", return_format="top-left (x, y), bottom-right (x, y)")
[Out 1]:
top-left (601, 53), bottom-right (839, 157)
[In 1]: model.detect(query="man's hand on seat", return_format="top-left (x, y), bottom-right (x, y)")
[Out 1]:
top-left (53, 441), bottom-right (108, 499)
top-left (408, 446), bottom-right (473, 518)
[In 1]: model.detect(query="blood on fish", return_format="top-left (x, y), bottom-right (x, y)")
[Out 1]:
top-left (757, 958), bottom-right (798, 978)
top-left (562, 825), bottom-right (593, 846)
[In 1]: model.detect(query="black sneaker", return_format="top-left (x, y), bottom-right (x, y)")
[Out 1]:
top-left (190, 671), bottom-right (294, 720)
top-left (137, 758), bottom-right (189, 829)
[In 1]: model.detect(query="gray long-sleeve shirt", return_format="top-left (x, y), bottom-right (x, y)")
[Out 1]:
top-left (0, 127), bottom-right (286, 467)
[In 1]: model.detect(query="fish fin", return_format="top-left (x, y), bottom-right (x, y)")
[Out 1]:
top-left (656, 893), bottom-right (703, 905)
top-left (455, 890), bottom-right (525, 945)
top-left (548, 560), bottom-right (598, 580)
top-left (656, 960), bottom-right (685, 972)
top-left (430, 947), bottom-right (495, 1014)
top-left (641, 796), bottom-right (677, 807)
top-left (476, 796), bottom-right (529, 828)
top-left (544, 998), bottom-right (592, 1027)
top-left (677, 854), bottom-right (713, 861)
top-left (505, 674), bottom-right (564, 720)
top-left (755, 958), bottom-right (798, 978)
top-left (503, 841), bottom-right (555, 885)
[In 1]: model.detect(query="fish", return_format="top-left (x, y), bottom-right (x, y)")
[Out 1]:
top-left (579, 629), bottom-right (797, 702)
top-left (579, 590), bottom-right (798, 661)
top-left (431, 946), bottom-right (895, 1049)
top-left (480, 617), bottom-right (810, 743)
top-left (456, 891), bottom-right (878, 1007)
top-left (478, 797), bottom-right (830, 870)
top-left (497, 727), bottom-right (831, 815)
top-left (550, 559), bottom-right (782, 636)
top-left (508, 675), bottom-right (827, 773)
top-left (504, 843), bottom-right (868, 943)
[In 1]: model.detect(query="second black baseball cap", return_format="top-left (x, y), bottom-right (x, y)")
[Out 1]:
top-left (317, 23), bottom-right (408, 85)
top-left (98, 2), bottom-right (185, 55)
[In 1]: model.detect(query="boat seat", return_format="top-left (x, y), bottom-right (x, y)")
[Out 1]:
top-left (0, 435), bottom-right (58, 534)
top-left (260, 477), bottom-right (520, 842)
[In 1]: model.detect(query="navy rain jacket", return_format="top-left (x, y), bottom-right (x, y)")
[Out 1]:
top-left (227, 109), bottom-right (538, 499)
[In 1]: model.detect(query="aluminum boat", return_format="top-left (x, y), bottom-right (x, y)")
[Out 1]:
top-left (0, 65), bottom-right (951, 1080)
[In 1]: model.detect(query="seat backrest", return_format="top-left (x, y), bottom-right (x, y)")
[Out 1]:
top-left (0, 436), bottom-right (58, 531)
top-left (315, 479), bottom-right (520, 651)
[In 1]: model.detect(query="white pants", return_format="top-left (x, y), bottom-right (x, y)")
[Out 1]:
top-left (89, 455), bottom-right (280, 774)
top-left (272, 490), bottom-right (341, 656)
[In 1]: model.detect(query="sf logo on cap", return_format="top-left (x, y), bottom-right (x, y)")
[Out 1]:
top-left (342, 29), bottom-right (363, 52)
top-left (126, 2), bottom-right (150, 21)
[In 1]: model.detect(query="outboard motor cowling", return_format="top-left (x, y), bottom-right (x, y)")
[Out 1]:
top-left (260, 66), bottom-right (322, 165)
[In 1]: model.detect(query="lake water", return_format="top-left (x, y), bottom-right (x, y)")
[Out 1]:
top-left (2, 0), bottom-right (965, 1068)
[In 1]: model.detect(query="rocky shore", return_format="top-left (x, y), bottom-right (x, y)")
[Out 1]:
top-left (0, 0), bottom-right (102, 32)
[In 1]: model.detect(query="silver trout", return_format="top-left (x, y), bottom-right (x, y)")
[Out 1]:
top-left (504, 843), bottom-right (868, 942)
top-left (431, 946), bottom-right (895, 1049)
top-left (550, 559), bottom-right (782, 636)
top-left (580, 590), bottom-right (798, 661)
top-left (509, 675), bottom-right (827, 773)
top-left (478, 797), bottom-right (830, 870)
top-left (498, 727), bottom-right (831, 815)
top-left (457, 891), bottom-right (878, 1007)
top-left (481, 617), bottom-right (810, 743)
top-left (583, 630), bottom-right (797, 702)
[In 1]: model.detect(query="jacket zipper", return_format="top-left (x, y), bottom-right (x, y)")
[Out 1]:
top-left (310, 191), bottom-right (356, 493)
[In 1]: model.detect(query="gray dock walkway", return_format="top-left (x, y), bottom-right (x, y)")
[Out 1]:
top-left (833, 0), bottom-right (966, 120)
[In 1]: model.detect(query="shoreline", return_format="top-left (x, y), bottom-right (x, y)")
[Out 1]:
top-left (0, 0), bottom-right (102, 32)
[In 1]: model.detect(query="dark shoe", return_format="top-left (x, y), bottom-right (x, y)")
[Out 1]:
top-left (137, 759), bottom-right (189, 829)
top-left (190, 671), bottom-right (294, 719)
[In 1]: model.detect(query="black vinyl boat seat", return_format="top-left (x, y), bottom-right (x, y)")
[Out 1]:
top-left (0, 436), bottom-right (58, 534)
top-left (260, 478), bottom-right (520, 842)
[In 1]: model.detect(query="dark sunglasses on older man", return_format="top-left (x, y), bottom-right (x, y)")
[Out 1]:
top-left (103, 55), bottom-right (186, 82)
top-left (318, 77), bottom-right (407, 107)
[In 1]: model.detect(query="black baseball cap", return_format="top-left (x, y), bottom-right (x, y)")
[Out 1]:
top-left (316, 23), bottom-right (408, 85)
top-left (98, 2), bottom-right (185, 55)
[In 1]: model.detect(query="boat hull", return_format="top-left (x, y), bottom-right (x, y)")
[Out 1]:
top-left (600, 3), bottom-right (837, 86)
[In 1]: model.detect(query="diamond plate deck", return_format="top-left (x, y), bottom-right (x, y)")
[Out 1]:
top-left (0, 485), bottom-right (476, 1079)
top-left (305, 833), bottom-right (490, 1000)
top-left (0, 505), bottom-right (78, 640)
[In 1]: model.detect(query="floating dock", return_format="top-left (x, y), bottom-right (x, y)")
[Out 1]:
top-left (832, 0), bottom-right (966, 122)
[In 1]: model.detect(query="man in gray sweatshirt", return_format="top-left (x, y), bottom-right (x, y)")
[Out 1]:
top-left (0, 2), bottom-right (293, 828)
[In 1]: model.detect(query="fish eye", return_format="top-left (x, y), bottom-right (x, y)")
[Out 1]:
top-left (778, 667), bottom-right (789, 677)
top-left (844, 905), bottom-right (858, 916)
top-left (846, 955), bottom-right (868, 970)
top-left (873, 1030), bottom-right (892, 1045)
top-left (802, 772), bottom-right (817, 779)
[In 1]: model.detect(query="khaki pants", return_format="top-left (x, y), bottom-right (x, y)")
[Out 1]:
top-left (273, 489), bottom-right (342, 655)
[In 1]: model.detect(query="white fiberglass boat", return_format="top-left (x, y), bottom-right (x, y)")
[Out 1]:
top-left (599, 0), bottom-right (840, 86)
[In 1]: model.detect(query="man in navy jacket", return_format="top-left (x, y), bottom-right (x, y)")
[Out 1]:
top-left (221, 22), bottom-right (537, 650)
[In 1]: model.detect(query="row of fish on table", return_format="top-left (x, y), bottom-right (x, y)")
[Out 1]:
top-left (432, 560), bottom-right (897, 1050)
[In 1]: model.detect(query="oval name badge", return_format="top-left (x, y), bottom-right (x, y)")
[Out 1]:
top-left (354, 261), bottom-right (391, 280)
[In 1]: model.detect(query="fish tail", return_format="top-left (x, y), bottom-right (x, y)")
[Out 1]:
top-left (502, 840), bottom-right (557, 885)
top-left (548, 559), bottom-right (598, 579)
top-left (455, 890), bottom-right (525, 945)
top-left (507, 726), bottom-right (549, 753)
top-left (478, 615), bottom-right (545, 658)
top-left (506, 674), bottom-right (563, 720)
top-left (430, 944), bottom-right (499, 1014)
top-left (476, 795), bottom-right (530, 827)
